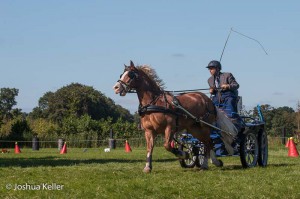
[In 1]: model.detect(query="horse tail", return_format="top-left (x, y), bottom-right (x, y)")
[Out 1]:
top-left (216, 109), bottom-right (238, 155)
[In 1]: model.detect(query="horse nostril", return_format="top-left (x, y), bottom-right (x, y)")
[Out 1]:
top-left (114, 85), bottom-right (119, 90)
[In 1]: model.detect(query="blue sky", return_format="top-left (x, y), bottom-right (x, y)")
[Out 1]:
top-left (1, 1), bottom-right (299, 113)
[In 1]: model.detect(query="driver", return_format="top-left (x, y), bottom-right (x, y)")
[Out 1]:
top-left (206, 60), bottom-right (239, 116)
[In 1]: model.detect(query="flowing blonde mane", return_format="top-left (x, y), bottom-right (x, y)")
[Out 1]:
top-left (136, 65), bottom-right (165, 90)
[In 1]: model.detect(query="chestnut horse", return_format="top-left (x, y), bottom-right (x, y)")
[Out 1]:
top-left (113, 61), bottom-right (222, 173)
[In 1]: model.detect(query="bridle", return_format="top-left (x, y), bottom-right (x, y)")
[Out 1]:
top-left (117, 70), bottom-right (138, 94)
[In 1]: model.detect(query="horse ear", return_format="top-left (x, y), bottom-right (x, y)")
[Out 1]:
top-left (130, 60), bottom-right (135, 68)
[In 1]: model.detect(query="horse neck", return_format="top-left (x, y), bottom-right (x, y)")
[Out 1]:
top-left (135, 79), bottom-right (162, 106)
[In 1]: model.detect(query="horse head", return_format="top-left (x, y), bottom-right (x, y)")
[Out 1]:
top-left (113, 60), bottom-right (139, 96)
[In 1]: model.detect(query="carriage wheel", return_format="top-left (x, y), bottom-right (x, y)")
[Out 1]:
top-left (179, 144), bottom-right (196, 168)
top-left (239, 131), bottom-right (258, 168)
top-left (258, 130), bottom-right (268, 167)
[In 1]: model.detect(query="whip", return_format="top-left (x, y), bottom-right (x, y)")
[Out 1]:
top-left (220, 27), bottom-right (268, 62)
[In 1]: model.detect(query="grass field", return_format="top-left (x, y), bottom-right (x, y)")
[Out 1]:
top-left (1, 146), bottom-right (299, 199)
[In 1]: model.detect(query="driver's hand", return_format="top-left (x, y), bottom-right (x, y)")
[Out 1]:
top-left (221, 84), bottom-right (230, 90)
top-left (209, 88), bottom-right (215, 94)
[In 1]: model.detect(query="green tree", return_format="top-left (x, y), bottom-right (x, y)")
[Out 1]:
top-left (98, 117), bottom-right (113, 140)
top-left (271, 109), bottom-right (295, 136)
top-left (28, 118), bottom-right (59, 139)
top-left (251, 105), bottom-right (296, 136)
top-left (0, 88), bottom-right (19, 122)
top-left (0, 116), bottom-right (31, 141)
top-left (30, 83), bottom-right (133, 123)
top-left (111, 118), bottom-right (139, 139)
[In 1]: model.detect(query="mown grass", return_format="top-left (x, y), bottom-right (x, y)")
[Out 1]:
top-left (0, 146), bottom-right (299, 199)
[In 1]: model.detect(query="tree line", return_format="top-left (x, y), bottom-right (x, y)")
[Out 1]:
top-left (0, 84), bottom-right (299, 146)
top-left (0, 84), bottom-right (141, 145)
top-left (245, 104), bottom-right (299, 137)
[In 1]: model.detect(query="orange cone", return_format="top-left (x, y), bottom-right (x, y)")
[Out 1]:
top-left (15, 142), bottom-right (21, 154)
top-left (288, 139), bottom-right (299, 157)
top-left (60, 142), bottom-right (67, 154)
top-left (125, 140), bottom-right (132, 152)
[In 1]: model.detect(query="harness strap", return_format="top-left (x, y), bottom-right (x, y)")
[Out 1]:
top-left (138, 105), bottom-right (180, 116)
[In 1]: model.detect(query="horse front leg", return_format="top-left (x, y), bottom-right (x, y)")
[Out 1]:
top-left (144, 130), bottom-right (156, 173)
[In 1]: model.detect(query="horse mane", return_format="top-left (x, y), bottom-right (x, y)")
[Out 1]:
top-left (136, 65), bottom-right (165, 90)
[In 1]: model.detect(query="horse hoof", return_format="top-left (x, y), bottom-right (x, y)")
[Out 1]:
top-left (143, 167), bottom-right (152, 173)
top-left (217, 160), bottom-right (224, 167)
top-left (199, 162), bottom-right (209, 170)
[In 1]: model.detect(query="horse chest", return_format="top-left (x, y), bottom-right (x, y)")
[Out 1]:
top-left (141, 113), bottom-right (172, 131)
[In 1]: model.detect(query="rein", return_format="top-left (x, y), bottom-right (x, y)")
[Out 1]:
top-left (126, 88), bottom-right (210, 94)
top-left (165, 88), bottom-right (210, 93)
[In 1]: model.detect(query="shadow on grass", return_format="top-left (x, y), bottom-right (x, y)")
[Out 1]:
top-left (266, 163), bottom-right (299, 167)
top-left (0, 156), bottom-right (177, 168)
top-left (1, 156), bottom-right (295, 170)
top-left (219, 163), bottom-right (299, 171)
top-left (179, 163), bottom-right (300, 173)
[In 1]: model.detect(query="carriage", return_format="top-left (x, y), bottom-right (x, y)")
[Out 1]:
top-left (175, 104), bottom-right (268, 168)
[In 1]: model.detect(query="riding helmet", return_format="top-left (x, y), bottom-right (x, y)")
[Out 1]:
top-left (206, 60), bottom-right (222, 70)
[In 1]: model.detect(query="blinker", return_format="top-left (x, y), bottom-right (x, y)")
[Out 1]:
top-left (128, 71), bottom-right (136, 79)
